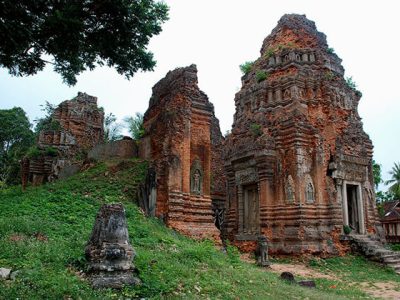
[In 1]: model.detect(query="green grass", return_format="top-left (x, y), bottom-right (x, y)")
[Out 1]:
top-left (0, 159), bottom-right (398, 299)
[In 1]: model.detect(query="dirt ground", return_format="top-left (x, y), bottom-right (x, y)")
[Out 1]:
top-left (240, 253), bottom-right (400, 299)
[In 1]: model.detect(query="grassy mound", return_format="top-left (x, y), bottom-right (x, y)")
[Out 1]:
top-left (0, 159), bottom-right (395, 299)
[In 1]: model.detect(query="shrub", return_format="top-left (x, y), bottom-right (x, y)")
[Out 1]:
top-left (327, 47), bottom-right (335, 54)
top-left (343, 225), bottom-right (352, 235)
top-left (44, 147), bottom-right (58, 157)
top-left (239, 61), bottom-right (254, 75)
top-left (264, 48), bottom-right (275, 59)
top-left (26, 146), bottom-right (42, 158)
top-left (250, 123), bottom-right (262, 137)
top-left (256, 70), bottom-right (268, 82)
top-left (345, 76), bottom-right (357, 90)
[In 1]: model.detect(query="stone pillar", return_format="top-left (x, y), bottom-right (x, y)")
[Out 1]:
top-left (357, 184), bottom-right (366, 234)
top-left (342, 181), bottom-right (349, 227)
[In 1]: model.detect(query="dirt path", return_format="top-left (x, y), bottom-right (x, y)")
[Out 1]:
top-left (240, 254), bottom-right (400, 299)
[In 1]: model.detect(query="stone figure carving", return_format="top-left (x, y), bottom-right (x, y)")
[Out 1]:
top-left (286, 175), bottom-right (295, 202)
top-left (190, 159), bottom-right (203, 195)
top-left (255, 235), bottom-right (270, 267)
top-left (193, 169), bottom-right (201, 192)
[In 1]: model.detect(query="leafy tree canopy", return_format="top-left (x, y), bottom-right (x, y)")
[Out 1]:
top-left (104, 112), bottom-right (122, 142)
top-left (372, 159), bottom-right (383, 189)
top-left (386, 162), bottom-right (400, 199)
top-left (0, 107), bottom-right (34, 184)
top-left (124, 112), bottom-right (144, 140)
top-left (34, 101), bottom-right (61, 133)
top-left (0, 0), bottom-right (169, 85)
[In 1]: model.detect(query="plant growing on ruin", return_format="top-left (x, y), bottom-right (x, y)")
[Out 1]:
top-left (324, 71), bottom-right (335, 81)
top-left (0, 0), bottom-right (169, 85)
top-left (264, 48), bottom-right (275, 59)
top-left (343, 225), bottom-right (352, 235)
top-left (256, 70), bottom-right (268, 82)
top-left (239, 61), bottom-right (254, 75)
top-left (250, 123), bottom-right (262, 137)
top-left (327, 47), bottom-right (335, 54)
top-left (34, 102), bottom-right (62, 133)
top-left (345, 76), bottom-right (357, 90)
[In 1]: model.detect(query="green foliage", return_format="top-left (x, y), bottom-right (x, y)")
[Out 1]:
top-left (256, 70), bottom-right (268, 82)
top-left (327, 47), bottom-right (335, 54)
top-left (343, 225), bottom-right (352, 235)
top-left (239, 61), bottom-right (254, 75)
top-left (389, 244), bottom-right (400, 251)
top-left (264, 48), bottom-right (275, 59)
top-left (34, 101), bottom-right (62, 133)
top-left (376, 191), bottom-right (395, 204)
top-left (324, 71), bottom-right (335, 81)
top-left (44, 146), bottom-right (58, 157)
top-left (0, 0), bottom-right (169, 85)
top-left (345, 76), bottom-right (357, 90)
top-left (372, 160), bottom-right (383, 189)
top-left (26, 146), bottom-right (42, 159)
top-left (104, 113), bottom-right (123, 142)
top-left (250, 123), bottom-right (262, 137)
top-left (385, 162), bottom-right (400, 199)
top-left (0, 107), bottom-right (34, 185)
top-left (0, 158), bottom-right (373, 299)
top-left (124, 113), bottom-right (144, 140)
top-left (26, 146), bottom-right (59, 159)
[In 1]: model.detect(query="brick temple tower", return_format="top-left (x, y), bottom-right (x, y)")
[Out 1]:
top-left (140, 65), bottom-right (225, 239)
top-left (223, 14), bottom-right (383, 254)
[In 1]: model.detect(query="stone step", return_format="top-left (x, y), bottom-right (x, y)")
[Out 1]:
top-left (384, 258), bottom-right (400, 265)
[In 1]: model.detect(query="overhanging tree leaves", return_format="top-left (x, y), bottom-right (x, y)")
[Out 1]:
top-left (0, 0), bottom-right (169, 85)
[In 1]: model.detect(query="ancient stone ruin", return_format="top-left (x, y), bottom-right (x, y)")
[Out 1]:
top-left (222, 14), bottom-right (382, 254)
top-left (139, 65), bottom-right (226, 240)
top-left (23, 92), bottom-right (104, 185)
top-left (85, 203), bottom-right (140, 288)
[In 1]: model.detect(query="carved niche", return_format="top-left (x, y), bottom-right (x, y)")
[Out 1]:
top-left (285, 175), bottom-right (295, 203)
top-left (190, 159), bottom-right (203, 195)
top-left (304, 174), bottom-right (315, 203)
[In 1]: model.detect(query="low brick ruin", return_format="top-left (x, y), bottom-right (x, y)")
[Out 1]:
top-left (139, 65), bottom-right (225, 239)
top-left (25, 92), bottom-right (104, 185)
top-left (223, 14), bottom-right (382, 254)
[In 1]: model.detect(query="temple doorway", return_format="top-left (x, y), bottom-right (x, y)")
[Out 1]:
top-left (346, 184), bottom-right (362, 233)
top-left (243, 184), bottom-right (260, 234)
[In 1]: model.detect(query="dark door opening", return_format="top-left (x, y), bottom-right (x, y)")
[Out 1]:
top-left (346, 184), bottom-right (360, 233)
top-left (243, 184), bottom-right (260, 234)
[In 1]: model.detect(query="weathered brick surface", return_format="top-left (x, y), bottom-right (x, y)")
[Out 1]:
top-left (140, 65), bottom-right (225, 240)
top-left (223, 14), bottom-right (382, 254)
top-left (26, 92), bottom-right (104, 185)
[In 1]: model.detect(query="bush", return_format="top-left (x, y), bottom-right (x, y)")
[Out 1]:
top-left (343, 225), bottom-right (352, 235)
top-left (26, 146), bottom-right (42, 158)
top-left (345, 76), bottom-right (357, 90)
top-left (256, 70), bottom-right (268, 82)
top-left (327, 47), bottom-right (335, 54)
top-left (239, 61), bottom-right (254, 75)
top-left (250, 123), bottom-right (262, 137)
top-left (44, 147), bottom-right (58, 157)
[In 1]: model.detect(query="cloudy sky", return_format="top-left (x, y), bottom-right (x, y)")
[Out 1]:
top-left (1, 0), bottom-right (399, 187)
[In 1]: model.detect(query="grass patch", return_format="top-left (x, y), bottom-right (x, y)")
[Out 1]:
top-left (0, 159), bottom-right (397, 299)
